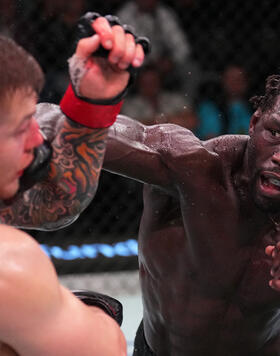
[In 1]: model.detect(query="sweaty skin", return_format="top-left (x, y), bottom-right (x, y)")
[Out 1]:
top-left (0, 16), bottom-right (145, 356)
top-left (101, 99), bottom-right (280, 356)
top-left (36, 100), bottom-right (280, 355)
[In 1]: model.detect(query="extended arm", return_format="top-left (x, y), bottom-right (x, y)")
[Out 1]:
top-left (104, 114), bottom-right (174, 186)
top-left (0, 104), bottom-right (107, 230)
top-left (0, 14), bottom-right (146, 230)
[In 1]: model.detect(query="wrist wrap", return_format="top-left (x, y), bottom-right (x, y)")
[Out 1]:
top-left (60, 84), bottom-right (123, 128)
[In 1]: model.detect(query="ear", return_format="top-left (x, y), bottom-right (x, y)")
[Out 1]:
top-left (249, 110), bottom-right (260, 136)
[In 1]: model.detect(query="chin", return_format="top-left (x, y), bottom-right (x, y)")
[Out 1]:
top-left (0, 182), bottom-right (20, 200)
top-left (253, 193), bottom-right (280, 214)
top-left (250, 174), bottom-right (280, 213)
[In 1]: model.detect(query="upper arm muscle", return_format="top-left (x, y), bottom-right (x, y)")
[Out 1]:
top-left (105, 116), bottom-right (177, 187)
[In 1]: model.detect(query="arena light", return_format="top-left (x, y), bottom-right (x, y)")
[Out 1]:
top-left (40, 239), bottom-right (138, 261)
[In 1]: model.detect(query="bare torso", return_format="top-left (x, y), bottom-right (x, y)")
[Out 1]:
top-left (137, 135), bottom-right (280, 355)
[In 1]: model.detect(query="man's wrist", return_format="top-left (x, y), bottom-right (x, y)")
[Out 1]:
top-left (60, 84), bottom-right (123, 128)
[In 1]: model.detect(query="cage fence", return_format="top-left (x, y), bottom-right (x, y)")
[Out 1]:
top-left (2, 0), bottom-right (280, 277)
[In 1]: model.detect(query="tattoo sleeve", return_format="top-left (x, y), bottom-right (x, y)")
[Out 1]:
top-left (0, 103), bottom-right (107, 230)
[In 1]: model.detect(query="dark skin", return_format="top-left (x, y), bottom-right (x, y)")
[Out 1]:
top-left (103, 96), bottom-right (280, 355)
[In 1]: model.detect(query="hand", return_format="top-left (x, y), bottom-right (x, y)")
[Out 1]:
top-left (74, 16), bottom-right (145, 100)
top-left (265, 242), bottom-right (280, 291)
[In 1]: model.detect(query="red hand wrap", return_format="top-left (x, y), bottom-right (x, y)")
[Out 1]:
top-left (60, 85), bottom-right (123, 128)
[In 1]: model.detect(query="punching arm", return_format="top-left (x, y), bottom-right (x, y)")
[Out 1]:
top-left (0, 13), bottom-right (149, 230)
top-left (0, 104), bottom-right (108, 230)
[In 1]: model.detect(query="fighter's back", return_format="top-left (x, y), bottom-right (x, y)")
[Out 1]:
top-left (137, 134), bottom-right (280, 355)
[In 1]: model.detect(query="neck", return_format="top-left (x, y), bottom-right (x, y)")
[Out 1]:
top-left (232, 137), bottom-right (251, 191)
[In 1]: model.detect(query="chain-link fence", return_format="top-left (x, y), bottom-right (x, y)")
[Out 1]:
top-left (3, 0), bottom-right (280, 274)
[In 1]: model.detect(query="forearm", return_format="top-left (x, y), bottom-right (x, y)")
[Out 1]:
top-left (0, 13), bottom-right (148, 230)
top-left (0, 106), bottom-right (107, 230)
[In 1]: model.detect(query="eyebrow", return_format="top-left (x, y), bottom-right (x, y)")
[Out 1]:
top-left (268, 114), bottom-right (280, 126)
top-left (15, 111), bottom-right (35, 131)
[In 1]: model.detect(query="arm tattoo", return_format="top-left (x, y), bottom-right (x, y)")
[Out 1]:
top-left (0, 104), bottom-right (107, 230)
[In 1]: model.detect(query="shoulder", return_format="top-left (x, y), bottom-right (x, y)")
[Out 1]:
top-left (152, 126), bottom-right (249, 177)
top-left (0, 226), bottom-right (38, 285)
top-left (0, 225), bottom-right (56, 309)
top-left (0, 225), bottom-right (51, 286)
top-left (151, 124), bottom-right (207, 153)
top-left (0, 224), bottom-right (30, 245)
top-left (146, 124), bottom-right (215, 167)
top-left (0, 226), bottom-right (61, 344)
top-left (204, 134), bottom-right (249, 167)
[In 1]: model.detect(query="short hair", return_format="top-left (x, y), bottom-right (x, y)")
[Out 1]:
top-left (0, 35), bottom-right (44, 102)
top-left (250, 74), bottom-right (280, 113)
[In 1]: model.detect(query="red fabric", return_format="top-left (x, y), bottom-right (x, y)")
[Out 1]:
top-left (60, 85), bottom-right (123, 128)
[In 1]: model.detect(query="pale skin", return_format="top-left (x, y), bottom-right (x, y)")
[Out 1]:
top-left (0, 16), bottom-right (145, 356)
top-left (0, 17), bottom-right (145, 230)
top-left (0, 226), bottom-right (126, 356)
top-left (265, 243), bottom-right (280, 290)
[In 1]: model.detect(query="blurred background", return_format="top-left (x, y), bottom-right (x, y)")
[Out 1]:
top-left (2, 0), bottom-right (280, 353)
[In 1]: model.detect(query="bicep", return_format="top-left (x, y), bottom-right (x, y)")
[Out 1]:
top-left (104, 115), bottom-right (172, 186)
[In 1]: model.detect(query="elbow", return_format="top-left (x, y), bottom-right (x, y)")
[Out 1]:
top-left (37, 185), bottom-right (98, 231)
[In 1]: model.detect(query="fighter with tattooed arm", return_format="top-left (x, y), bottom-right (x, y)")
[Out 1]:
top-left (0, 13), bottom-right (148, 356)
top-left (0, 12), bottom-right (147, 231)
top-left (10, 7), bottom-right (280, 356)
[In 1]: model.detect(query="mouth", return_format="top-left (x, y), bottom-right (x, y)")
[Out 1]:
top-left (18, 155), bottom-right (34, 177)
top-left (17, 170), bottom-right (24, 178)
top-left (259, 171), bottom-right (280, 196)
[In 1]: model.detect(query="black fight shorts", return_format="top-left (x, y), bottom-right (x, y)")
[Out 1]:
top-left (133, 320), bottom-right (156, 356)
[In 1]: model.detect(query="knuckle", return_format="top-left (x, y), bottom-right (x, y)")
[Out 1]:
top-left (113, 25), bottom-right (125, 36)
top-left (77, 38), bottom-right (88, 51)
top-left (94, 16), bottom-right (106, 26)
top-left (136, 44), bottom-right (145, 58)
top-left (126, 33), bottom-right (134, 41)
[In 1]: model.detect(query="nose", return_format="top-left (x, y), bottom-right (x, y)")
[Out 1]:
top-left (25, 117), bottom-right (44, 151)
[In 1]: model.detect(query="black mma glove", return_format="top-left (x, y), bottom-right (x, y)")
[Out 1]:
top-left (19, 137), bottom-right (52, 193)
top-left (72, 289), bottom-right (123, 326)
top-left (75, 11), bottom-right (151, 105)
top-left (3, 136), bottom-right (52, 204)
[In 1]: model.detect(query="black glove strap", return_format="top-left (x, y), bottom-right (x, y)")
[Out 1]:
top-left (72, 289), bottom-right (123, 326)
top-left (75, 12), bottom-right (151, 105)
